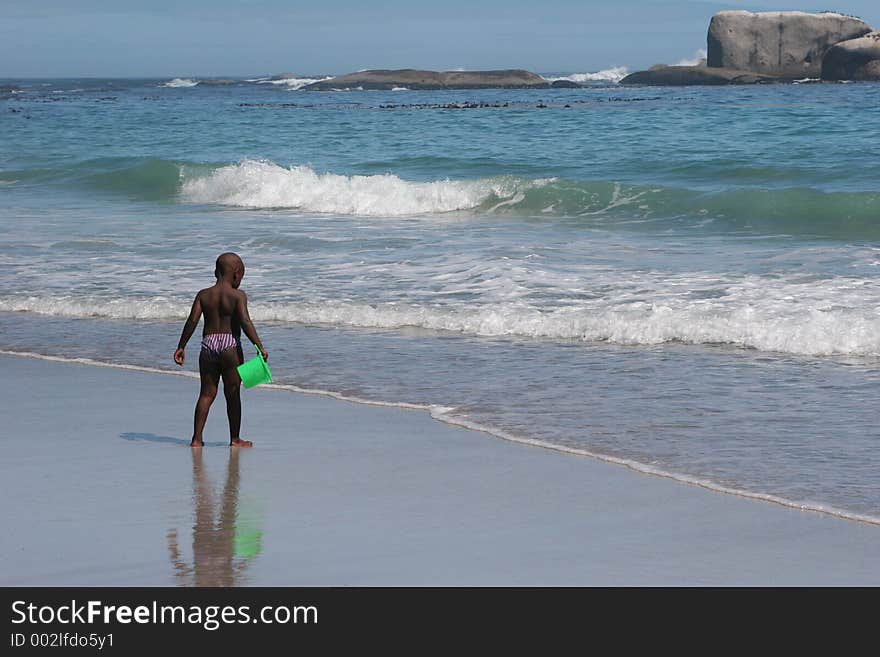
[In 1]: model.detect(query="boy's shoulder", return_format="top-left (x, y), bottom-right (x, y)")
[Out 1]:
top-left (227, 287), bottom-right (247, 304)
top-left (195, 284), bottom-right (245, 301)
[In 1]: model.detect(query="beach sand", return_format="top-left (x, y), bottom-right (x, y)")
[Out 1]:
top-left (1, 353), bottom-right (878, 586)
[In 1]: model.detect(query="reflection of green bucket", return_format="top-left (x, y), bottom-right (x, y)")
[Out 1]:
top-left (234, 525), bottom-right (263, 559)
top-left (234, 501), bottom-right (263, 560)
top-left (237, 344), bottom-right (272, 388)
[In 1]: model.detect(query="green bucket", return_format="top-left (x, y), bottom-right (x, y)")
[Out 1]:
top-left (237, 344), bottom-right (272, 388)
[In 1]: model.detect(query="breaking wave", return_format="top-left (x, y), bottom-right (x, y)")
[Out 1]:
top-left (255, 76), bottom-right (333, 90)
top-left (181, 159), bottom-right (552, 215)
top-left (674, 49), bottom-right (708, 66)
top-left (161, 78), bottom-right (199, 88)
top-left (545, 67), bottom-right (629, 84)
top-left (7, 157), bottom-right (880, 238)
top-left (177, 160), bottom-right (880, 238)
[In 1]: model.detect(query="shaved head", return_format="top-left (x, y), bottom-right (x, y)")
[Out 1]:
top-left (215, 252), bottom-right (244, 276)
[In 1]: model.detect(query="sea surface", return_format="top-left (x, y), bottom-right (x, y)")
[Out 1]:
top-left (2, 75), bottom-right (879, 523)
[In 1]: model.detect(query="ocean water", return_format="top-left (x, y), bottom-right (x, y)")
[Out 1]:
top-left (2, 76), bottom-right (879, 523)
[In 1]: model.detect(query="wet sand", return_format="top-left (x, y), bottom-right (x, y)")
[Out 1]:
top-left (1, 353), bottom-right (878, 586)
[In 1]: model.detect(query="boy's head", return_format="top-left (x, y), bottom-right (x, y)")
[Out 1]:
top-left (215, 252), bottom-right (245, 288)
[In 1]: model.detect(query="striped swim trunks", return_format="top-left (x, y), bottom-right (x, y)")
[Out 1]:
top-left (200, 333), bottom-right (240, 361)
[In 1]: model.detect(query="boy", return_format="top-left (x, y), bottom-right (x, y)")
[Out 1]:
top-left (174, 252), bottom-right (268, 448)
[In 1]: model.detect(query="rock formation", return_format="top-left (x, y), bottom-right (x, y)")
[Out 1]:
top-left (622, 9), bottom-right (877, 85)
top-left (821, 31), bottom-right (880, 80)
top-left (621, 65), bottom-right (776, 86)
top-left (707, 10), bottom-right (871, 78)
top-left (439, 69), bottom-right (549, 88)
top-left (304, 69), bottom-right (550, 90)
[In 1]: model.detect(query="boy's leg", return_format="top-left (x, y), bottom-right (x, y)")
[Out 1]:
top-left (193, 353), bottom-right (221, 447)
top-left (220, 346), bottom-right (251, 447)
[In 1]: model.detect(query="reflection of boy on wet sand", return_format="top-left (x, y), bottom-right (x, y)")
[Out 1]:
top-left (174, 252), bottom-right (268, 448)
top-left (168, 449), bottom-right (255, 586)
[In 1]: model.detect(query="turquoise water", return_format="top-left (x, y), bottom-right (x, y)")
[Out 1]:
top-left (2, 77), bottom-right (879, 522)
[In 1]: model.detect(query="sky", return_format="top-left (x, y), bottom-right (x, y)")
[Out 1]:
top-left (1, 0), bottom-right (878, 77)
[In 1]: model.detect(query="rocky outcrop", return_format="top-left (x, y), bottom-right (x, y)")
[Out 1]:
top-left (304, 69), bottom-right (550, 90)
top-left (821, 31), bottom-right (880, 80)
top-left (707, 10), bottom-right (872, 78)
top-left (440, 70), bottom-right (548, 88)
top-left (620, 65), bottom-right (777, 85)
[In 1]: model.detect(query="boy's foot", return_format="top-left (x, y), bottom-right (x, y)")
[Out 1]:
top-left (190, 439), bottom-right (204, 448)
top-left (230, 438), bottom-right (253, 448)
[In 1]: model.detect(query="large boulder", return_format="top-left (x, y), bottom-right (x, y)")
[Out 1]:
top-left (304, 69), bottom-right (550, 90)
top-left (707, 10), bottom-right (872, 78)
top-left (822, 31), bottom-right (880, 80)
top-left (620, 65), bottom-right (777, 86)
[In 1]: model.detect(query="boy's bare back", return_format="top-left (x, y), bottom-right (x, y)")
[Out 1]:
top-left (174, 253), bottom-right (267, 365)
top-left (198, 282), bottom-right (246, 338)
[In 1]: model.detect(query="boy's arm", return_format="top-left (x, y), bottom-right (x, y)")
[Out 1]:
top-left (174, 293), bottom-right (203, 366)
top-left (236, 291), bottom-right (268, 361)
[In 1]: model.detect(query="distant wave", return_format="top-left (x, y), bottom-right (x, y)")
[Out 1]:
top-left (674, 49), bottom-right (707, 67)
top-left (545, 67), bottom-right (629, 84)
top-left (161, 78), bottom-right (199, 88)
top-left (256, 76), bottom-right (333, 90)
top-left (3, 291), bottom-right (879, 357)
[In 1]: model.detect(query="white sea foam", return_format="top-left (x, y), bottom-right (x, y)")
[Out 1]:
top-left (161, 78), bottom-right (199, 88)
top-left (545, 66), bottom-right (629, 84)
top-left (180, 160), bottom-right (546, 215)
top-left (250, 298), bottom-right (880, 357)
top-left (0, 295), bottom-right (183, 321)
top-left (257, 76), bottom-right (333, 90)
top-left (3, 288), bottom-right (879, 357)
top-left (675, 48), bottom-right (707, 66)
